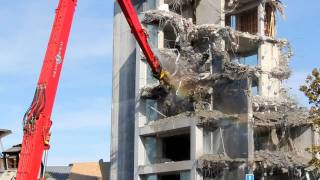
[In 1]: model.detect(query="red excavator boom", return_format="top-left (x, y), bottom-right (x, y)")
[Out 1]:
top-left (117, 0), bottom-right (167, 80)
top-left (16, 0), bottom-right (166, 179)
top-left (16, 0), bottom-right (77, 179)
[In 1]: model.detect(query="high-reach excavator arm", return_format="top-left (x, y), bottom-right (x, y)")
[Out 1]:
top-left (16, 0), bottom-right (166, 179)
top-left (16, 0), bottom-right (77, 179)
top-left (117, 0), bottom-right (169, 81)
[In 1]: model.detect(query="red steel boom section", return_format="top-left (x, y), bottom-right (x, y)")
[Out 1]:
top-left (16, 0), bottom-right (77, 179)
top-left (117, 0), bottom-right (163, 78)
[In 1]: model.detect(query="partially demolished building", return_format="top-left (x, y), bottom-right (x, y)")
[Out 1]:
top-left (112, 0), bottom-right (317, 180)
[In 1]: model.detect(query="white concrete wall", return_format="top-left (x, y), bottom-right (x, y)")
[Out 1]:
top-left (112, 1), bottom-right (142, 180)
top-left (196, 0), bottom-right (225, 25)
top-left (258, 42), bottom-right (281, 98)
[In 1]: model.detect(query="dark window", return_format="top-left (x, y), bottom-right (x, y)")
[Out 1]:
top-left (159, 174), bottom-right (180, 180)
top-left (162, 133), bottom-right (190, 161)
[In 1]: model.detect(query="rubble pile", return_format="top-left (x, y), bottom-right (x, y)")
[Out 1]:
top-left (164, 0), bottom-right (194, 11)
top-left (144, 110), bottom-right (238, 128)
top-left (253, 109), bottom-right (312, 128)
top-left (254, 150), bottom-right (309, 171)
top-left (197, 151), bottom-right (311, 178)
top-left (143, 10), bottom-right (193, 47)
top-left (141, 10), bottom-right (291, 103)
top-left (197, 155), bottom-right (246, 178)
top-left (252, 96), bottom-right (312, 128)
top-left (141, 10), bottom-right (266, 115)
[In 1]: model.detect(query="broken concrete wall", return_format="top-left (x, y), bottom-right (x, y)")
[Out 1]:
top-left (287, 127), bottom-right (314, 159)
top-left (195, 0), bottom-right (224, 25)
top-left (211, 79), bottom-right (250, 158)
top-left (164, 0), bottom-right (195, 21)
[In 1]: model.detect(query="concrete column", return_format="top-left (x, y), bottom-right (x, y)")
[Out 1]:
top-left (191, 123), bottom-right (203, 180)
top-left (134, 41), bottom-right (149, 180)
top-left (156, 0), bottom-right (165, 50)
top-left (247, 78), bottom-right (255, 173)
top-left (220, 0), bottom-right (225, 27)
top-left (112, 1), bottom-right (138, 179)
top-left (257, 1), bottom-right (265, 36)
top-left (258, 0), bottom-right (281, 98)
top-left (258, 43), bottom-right (281, 98)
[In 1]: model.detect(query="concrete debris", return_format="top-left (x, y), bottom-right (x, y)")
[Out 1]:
top-left (253, 109), bottom-right (312, 128)
top-left (141, 61), bottom-right (259, 99)
top-left (270, 0), bottom-right (286, 18)
top-left (270, 67), bottom-right (291, 80)
top-left (196, 110), bottom-right (238, 128)
top-left (189, 24), bottom-right (280, 46)
top-left (157, 48), bottom-right (199, 80)
top-left (223, 62), bottom-right (260, 80)
top-left (140, 83), bottom-right (169, 100)
top-left (197, 151), bottom-right (310, 178)
top-left (141, 10), bottom-right (299, 128)
top-left (197, 154), bottom-right (245, 178)
top-left (254, 150), bottom-right (309, 173)
top-left (144, 111), bottom-right (195, 126)
top-left (143, 10), bottom-right (282, 48)
top-left (252, 95), bottom-right (311, 128)
top-left (143, 10), bottom-right (193, 47)
top-left (165, 0), bottom-right (194, 11)
top-left (274, 40), bottom-right (293, 80)
top-left (196, 62), bottom-right (260, 84)
top-left (225, 0), bottom-right (240, 13)
top-left (252, 95), bottom-right (297, 112)
top-left (154, 158), bottom-right (172, 163)
top-left (144, 110), bottom-right (238, 129)
top-left (279, 40), bottom-right (293, 60)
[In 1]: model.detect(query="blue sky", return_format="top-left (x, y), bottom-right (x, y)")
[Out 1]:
top-left (0, 0), bottom-right (319, 166)
top-left (0, 1), bottom-right (113, 165)
top-left (277, 0), bottom-right (320, 105)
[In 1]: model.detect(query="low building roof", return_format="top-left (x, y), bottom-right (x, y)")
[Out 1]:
top-left (46, 160), bottom-right (110, 180)
top-left (3, 144), bottom-right (21, 154)
top-left (46, 166), bottom-right (72, 180)
top-left (69, 162), bottom-right (102, 179)
top-left (0, 129), bottom-right (12, 139)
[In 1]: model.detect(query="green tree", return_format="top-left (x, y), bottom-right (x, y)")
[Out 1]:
top-left (300, 68), bottom-right (320, 167)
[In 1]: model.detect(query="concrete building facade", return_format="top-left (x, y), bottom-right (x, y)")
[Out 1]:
top-left (112, 0), bottom-right (317, 180)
